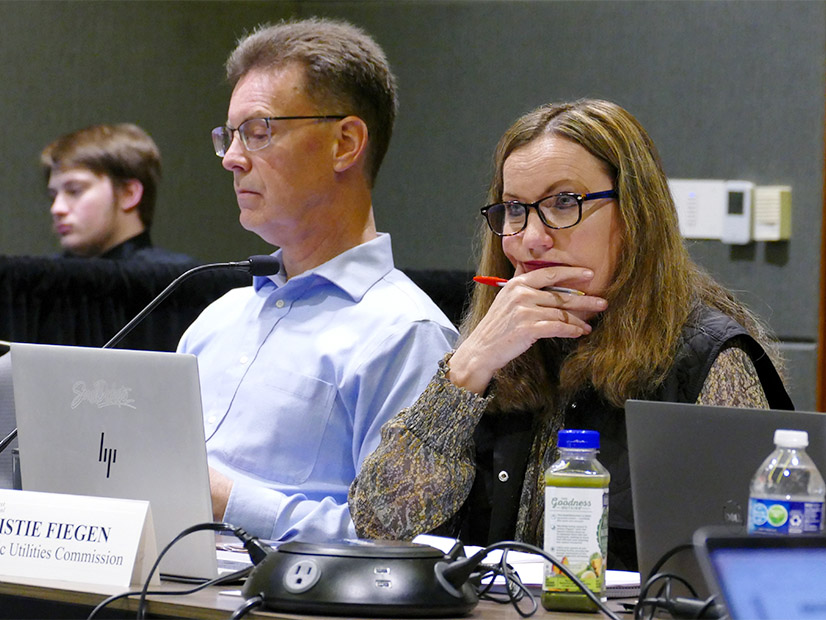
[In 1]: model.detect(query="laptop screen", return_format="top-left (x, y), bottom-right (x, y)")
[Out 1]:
top-left (697, 532), bottom-right (826, 619)
top-left (11, 342), bottom-right (217, 579)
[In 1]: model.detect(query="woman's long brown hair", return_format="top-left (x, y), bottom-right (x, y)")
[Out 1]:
top-left (463, 99), bottom-right (780, 413)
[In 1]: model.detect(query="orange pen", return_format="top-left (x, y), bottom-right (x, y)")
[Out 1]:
top-left (473, 275), bottom-right (585, 296)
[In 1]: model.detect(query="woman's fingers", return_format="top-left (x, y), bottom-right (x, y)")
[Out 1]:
top-left (447, 271), bottom-right (608, 394)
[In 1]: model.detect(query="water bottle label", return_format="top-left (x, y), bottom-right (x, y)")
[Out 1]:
top-left (748, 497), bottom-right (824, 534)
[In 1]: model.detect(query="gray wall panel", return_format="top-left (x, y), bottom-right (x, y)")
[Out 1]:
top-left (0, 0), bottom-right (822, 403)
top-left (779, 343), bottom-right (818, 413)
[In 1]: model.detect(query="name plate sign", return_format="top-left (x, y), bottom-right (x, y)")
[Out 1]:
top-left (0, 489), bottom-right (159, 587)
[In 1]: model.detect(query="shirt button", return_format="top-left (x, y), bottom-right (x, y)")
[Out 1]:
top-left (239, 355), bottom-right (249, 365)
top-left (207, 415), bottom-right (217, 425)
top-left (275, 299), bottom-right (285, 309)
top-left (498, 470), bottom-right (509, 483)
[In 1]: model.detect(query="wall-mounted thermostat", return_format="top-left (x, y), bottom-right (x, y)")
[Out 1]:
top-left (720, 180), bottom-right (754, 245)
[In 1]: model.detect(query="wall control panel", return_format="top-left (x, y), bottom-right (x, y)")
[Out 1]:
top-left (721, 180), bottom-right (754, 245)
top-left (670, 179), bottom-right (791, 244)
top-left (668, 179), bottom-right (726, 240)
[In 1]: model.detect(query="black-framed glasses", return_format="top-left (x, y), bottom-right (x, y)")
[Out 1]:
top-left (480, 189), bottom-right (617, 236)
top-left (211, 115), bottom-right (347, 157)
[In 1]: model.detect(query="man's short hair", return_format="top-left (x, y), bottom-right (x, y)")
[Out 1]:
top-left (226, 17), bottom-right (398, 187)
top-left (40, 123), bottom-right (161, 228)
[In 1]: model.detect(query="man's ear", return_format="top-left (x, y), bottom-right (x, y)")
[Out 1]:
top-left (331, 116), bottom-right (369, 175)
top-left (117, 179), bottom-right (144, 213)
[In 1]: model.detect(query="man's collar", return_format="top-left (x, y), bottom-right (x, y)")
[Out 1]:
top-left (253, 233), bottom-right (395, 301)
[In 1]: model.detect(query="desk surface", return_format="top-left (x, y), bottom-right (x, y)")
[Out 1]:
top-left (0, 576), bottom-right (626, 619)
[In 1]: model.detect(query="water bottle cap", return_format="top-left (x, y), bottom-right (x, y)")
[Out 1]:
top-left (558, 429), bottom-right (599, 450)
top-left (773, 429), bottom-right (808, 448)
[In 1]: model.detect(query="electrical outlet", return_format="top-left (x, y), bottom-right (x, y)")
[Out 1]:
top-left (283, 559), bottom-right (321, 593)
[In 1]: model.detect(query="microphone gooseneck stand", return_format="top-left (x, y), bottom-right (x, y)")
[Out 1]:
top-left (0, 255), bottom-right (281, 455)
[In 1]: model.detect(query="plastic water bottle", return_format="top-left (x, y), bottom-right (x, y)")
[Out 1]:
top-left (542, 429), bottom-right (609, 612)
top-left (747, 429), bottom-right (825, 534)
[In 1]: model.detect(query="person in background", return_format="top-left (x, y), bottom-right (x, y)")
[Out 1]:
top-left (177, 17), bottom-right (457, 542)
top-left (349, 99), bottom-right (792, 570)
top-left (41, 123), bottom-right (192, 263)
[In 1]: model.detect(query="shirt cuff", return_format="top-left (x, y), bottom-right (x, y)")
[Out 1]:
top-left (401, 352), bottom-right (492, 455)
top-left (224, 478), bottom-right (282, 539)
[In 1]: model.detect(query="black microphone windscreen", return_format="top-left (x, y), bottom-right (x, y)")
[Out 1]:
top-left (246, 255), bottom-right (281, 276)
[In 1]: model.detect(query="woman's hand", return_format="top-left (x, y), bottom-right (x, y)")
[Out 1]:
top-left (447, 267), bottom-right (607, 394)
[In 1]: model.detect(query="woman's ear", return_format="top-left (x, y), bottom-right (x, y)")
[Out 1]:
top-left (331, 116), bottom-right (369, 175)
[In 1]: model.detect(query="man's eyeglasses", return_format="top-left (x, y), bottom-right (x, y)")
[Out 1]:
top-left (480, 189), bottom-right (618, 236)
top-left (211, 115), bottom-right (347, 157)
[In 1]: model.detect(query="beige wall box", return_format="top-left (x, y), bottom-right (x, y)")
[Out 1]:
top-left (752, 186), bottom-right (792, 241)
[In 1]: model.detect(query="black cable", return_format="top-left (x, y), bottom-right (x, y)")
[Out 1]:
top-left (230, 594), bottom-right (265, 619)
top-left (693, 596), bottom-right (726, 619)
top-left (501, 550), bottom-right (538, 618)
top-left (473, 549), bottom-right (537, 618)
top-left (136, 522), bottom-right (233, 619)
top-left (134, 521), bottom-right (274, 619)
top-left (469, 564), bottom-right (501, 598)
top-left (86, 564), bottom-right (251, 619)
top-left (158, 573), bottom-right (209, 584)
top-left (470, 561), bottom-right (530, 608)
top-left (643, 571), bottom-right (699, 601)
top-left (641, 542), bottom-right (695, 588)
top-left (635, 570), bottom-right (724, 619)
top-left (438, 540), bottom-right (622, 620)
top-left (233, 526), bottom-right (275, 565)
top-left (637, 573), bottom-right (691, 620)
top-left (87, 589), bottom-right (141, 619)
top-left (634, 541), bottom-right (705, 620)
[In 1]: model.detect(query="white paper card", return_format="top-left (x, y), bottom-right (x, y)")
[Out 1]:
top-left (0, 489), bottom-right (159, 587)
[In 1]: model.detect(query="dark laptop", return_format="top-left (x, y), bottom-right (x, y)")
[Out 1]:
top-left (694, 527), bottom-right (826, 619)
top-left (626, 400), bottom-right (826, 596)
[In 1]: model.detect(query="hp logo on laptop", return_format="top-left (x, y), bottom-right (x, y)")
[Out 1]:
top-left (98, 432), bottom-right (117, 478)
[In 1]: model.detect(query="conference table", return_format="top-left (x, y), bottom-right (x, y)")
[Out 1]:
top-left (0, 575), bottom-right (630, 619)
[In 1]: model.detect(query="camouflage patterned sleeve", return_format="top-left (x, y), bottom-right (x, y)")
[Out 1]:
top-left (697, 344), bottom-right (770, 408)
top-left (349, 353), bottom-right (492, 540)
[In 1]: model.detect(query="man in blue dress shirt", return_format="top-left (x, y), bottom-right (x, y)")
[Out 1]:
top-left (178, 17), bottom-right (458, 542)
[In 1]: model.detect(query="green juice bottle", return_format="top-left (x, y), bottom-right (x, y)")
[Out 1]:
top-left (542, 429), bottom-right (610, 612)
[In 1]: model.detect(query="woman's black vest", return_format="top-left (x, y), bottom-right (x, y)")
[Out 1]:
top-left (462, 305), bottom-right (793, 569)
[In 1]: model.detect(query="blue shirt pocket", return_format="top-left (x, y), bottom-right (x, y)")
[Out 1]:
top-left (217, 368), bottom-right (336, 486)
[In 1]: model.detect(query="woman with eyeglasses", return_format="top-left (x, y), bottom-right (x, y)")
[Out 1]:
top-left (349, 99), bottom-right (791, 571)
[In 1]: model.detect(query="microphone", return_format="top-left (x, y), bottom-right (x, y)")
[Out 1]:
top-left (0, 255), bottom-right (281, 454)
top-left (103, 255), bottom-right (281, 349)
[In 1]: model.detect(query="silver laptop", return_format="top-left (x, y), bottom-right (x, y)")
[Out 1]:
top-left (11, 342), bottom-right (217, 580)
top-left (626, 400), bottom-right (826, 596)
